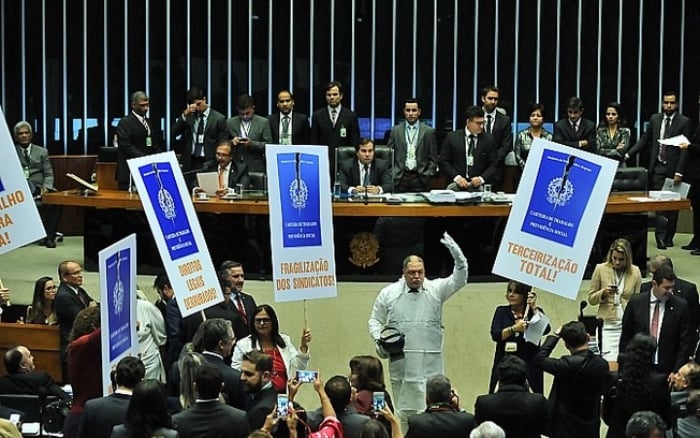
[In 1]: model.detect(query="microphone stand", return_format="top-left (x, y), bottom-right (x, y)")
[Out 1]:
top-left (38, 387), bottom-right (47, 438)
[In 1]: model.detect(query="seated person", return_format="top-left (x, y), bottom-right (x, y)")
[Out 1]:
top-left (193, 140), bottom-right (250, 196)
top-left (670, 361), bottom-right (700, 416)
top-left (337, 138), bottom-right (392, 195)
top-left (625, 410), bottom-right (667, 438)
top-left (440, 106), bottom-right (500, 191)
top-left (0, 346), bottom-right (70, 400)
top-left (677, 389), bottom-right (700, 438)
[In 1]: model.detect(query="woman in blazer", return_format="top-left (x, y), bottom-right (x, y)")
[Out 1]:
top-left (587, 238), bottom-right (642, 362)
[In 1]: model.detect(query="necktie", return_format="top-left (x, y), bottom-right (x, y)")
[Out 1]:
top-left (572, 121), bottom-right (578, 133)
top-left (486, 115), bottom-right (493, 134)
top-left (218, 166), bottom-right (225, 190)
top-left (23, 148), bottom-right (30, 165)
top-left (194, 115), bottom-right (205, 157)
top-left (77, 290), bottom-right (87, 307)
top-left (363, 164), bottom-right (370, 186)
top-left (281, 116), bottom-right (290, 143)
top-left (142, 117), bottom-right (150, 134)
top-left (651, 300), bottom-right (660, 339)
top-left (659, 117), bottom-right (671, 162)
top-left (467, 135), bottom-right (475, 174)
top-left (331, 109), bottom-right (338, 127)
top-left (235, 294), bottom-right (247, 319)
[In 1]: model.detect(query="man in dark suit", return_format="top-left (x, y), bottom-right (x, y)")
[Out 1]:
top-left (268, 90), bottom-right (310, 145)
top-left (171, 85), bottom-right (228, 183)
top-left (78, 356), bottom-right (145, 438)
top-left (681, 121), bottom-right (700, 253)
top-left (388, 98), bottom-right (438, 193)
top-left (116, 91), bottom-right (163, 190)
top-left (226, 94), bottom-right (272, 173)
top-left (220, 260), bottom-right (257, 336)
top-left (621, 264), bottom-right (693, 375)
top-left (440, 105), bottom-right (500, 191)
top-left (552, 96), bottom-right (596, 153)
top-left (533, 321), bottom-right (609, 438)
top-left (625, 91), bottom-right (693, 249)
top-left (643, 255), bottom-right (700, 350)
top-left (337, 138), bottom-right (392, 195)
top-left (404, 374), bottom-right (476, 438)
top-left (0, 346), bottom-right (69, 399)
top-left (306, 376), bottom-right (369, 438)
top-left (311, 81), bottom-right (361, 175)
top-left (240, 350), bottom-right (277, 431)
top-left (198, 318), bottom-right (246, 410)
top-left (55, 260), bottom-right (97, 382)
top-left (172, 362), bottom-right (249, 438)
top-left (474, 355), bottom-right (548, 438)
top-left (481, 86), bottom-right (513, 189)
top-left (194, 140), bottom-right (250, 195)
top-left (13, 121), bottom-right (61, 248)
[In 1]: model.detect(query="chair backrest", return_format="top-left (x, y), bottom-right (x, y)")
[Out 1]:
top-left (611, 167), bottom-right (648, 192)
top-left (248, 171), bottom-right (267, 192)
top-left (0, 394), bottom-right (59, 422)
top-left (334, 145), bottom-right (394, 188)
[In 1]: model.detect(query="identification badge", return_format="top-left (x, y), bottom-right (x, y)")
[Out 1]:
top-left (146, 136), bottom-right (152, 147)
top-left (23, 167), bottom-right (30, 178)
top-left (467, 156), bottom-right (474, 166)
top-left (197, 134), bottom-right (204, 144)
top-left (505, 341), bottom-right (517, 353)
top-left (339, 127), bottom-right (347, 138)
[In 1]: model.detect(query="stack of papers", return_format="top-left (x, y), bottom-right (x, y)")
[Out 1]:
top-left (649, 191), bottom-right (681, 200)
top-left (426, 190), bottom-right (456, 203)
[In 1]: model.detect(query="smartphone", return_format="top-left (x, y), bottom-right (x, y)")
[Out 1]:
top-left (9, 413), bottom-right (20, 426)
top-left (277, 394), bottom-right (289, 419)
top-left (609, 284), bottom-right (618, 291)
top-left (296, 369), bottom-right (318, 383)
top-left (372, 391), bottom-right (385, 412)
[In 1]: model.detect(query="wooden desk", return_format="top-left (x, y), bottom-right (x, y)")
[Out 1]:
top-left (0, 323), bottom-right (62, 383)
top-left (43, 190), bottom-right (691, 217)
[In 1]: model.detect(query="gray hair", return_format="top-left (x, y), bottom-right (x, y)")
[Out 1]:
top-left (425, 374), bottom-right (452, 405)
top-left (469, 421), bottom-right (506, 438)
top-left (130, 91), bottom-right (148, 104)
top-left (13, 121), bottom-right (32, 135)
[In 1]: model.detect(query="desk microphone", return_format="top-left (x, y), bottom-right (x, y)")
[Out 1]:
top-left (182, 167), bottom-right (206, 176)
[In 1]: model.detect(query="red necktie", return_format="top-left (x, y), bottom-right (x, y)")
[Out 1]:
top-left (651, 301), bottom-right (660, 339)
top-left (235, 294), bottom-right (247, 320)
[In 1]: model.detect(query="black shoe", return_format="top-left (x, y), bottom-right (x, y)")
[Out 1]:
top-left (656, 241), bottom-right (667, 250)
top-left (665, 240), bottom-right (674, 248)
top-left (691, 250), bottom-right (700, 256)
top-left (682, 243), bottom-right (699, 250)
top-left (45, 238), bottom-right (56, 248)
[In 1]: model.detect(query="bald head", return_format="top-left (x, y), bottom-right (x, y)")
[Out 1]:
top-left (4, 346), bottom-right (34, 374)
top-left (402, 255), bottom-right (425, 290)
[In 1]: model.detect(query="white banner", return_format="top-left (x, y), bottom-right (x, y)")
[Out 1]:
top-left (493, 139), bottom-right (618, 300)
top-left (265, 145), bottom-right (337, 302)
top-left (127, 151), bottom-right (223, 317)
top-left (98, 233), bottom-right (139, 395)
top-left (0, 108), bottom-right (46, 254)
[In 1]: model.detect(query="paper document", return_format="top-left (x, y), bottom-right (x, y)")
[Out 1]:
top-left (658, 135), bottom-right (690, 146)
top-left (196, 172), bottom-right (220, 196)
top-left (524, 312), bottom-right (551, 345)
top-left (662, 177), bottom-right (690, 199)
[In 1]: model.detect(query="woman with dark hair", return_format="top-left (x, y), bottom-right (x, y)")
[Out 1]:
top-left (26, 276), bottom-right (58, 325)
top-left (111, 379), bottom-right (178, 437)
top-left (63, 306), bottom-right (102, 437)
top-left (597, 102), bottom-right (630, 162)
top-left (513, 103), bottom-right (552, 170)
top-left (488, 280), bottom-right (550, 394)
top-left (231, 304), bottom-right (310, 392)
top-left (604, 333), bottom-right (671, 437)
top-left (587, 238), bottom-right (642, 362)
top-left (349, 355), bottom-right (394, 416)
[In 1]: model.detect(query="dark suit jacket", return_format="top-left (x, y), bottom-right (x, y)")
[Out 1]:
top-left (268, 112), bottom-right (310, 145)
top-left (439, 130), bottom-right (500, 185)
top-left (0, 372), bottom-right (69, 400)
top-left (232, 291), bottom-right (257, 338)
top-left (78, 393), bottom-right (130, 438)
top-left (626, 112), bottom-right (693, 180)
top-left (337, 158), bottom-right (392, 193)
top-left (199, 160), bottom-right (251, 190)
top-left (486, 111), bottom-right (514, 162)
top-left (552, 118), bottom-right (596, 153)
top-left (226, 115), bottom-right (272, 172)
top-left (203, 352), bottom-right (246, 410)
top-left (533, 335), bottom-right (610, 438)
top-left (171, 108), bottom-right (228, 172)
top-left (641, 278), bottom-right (699, 350)
top-left (474, 384), bottom-right (549, 438)
top-left (307, 405), bottom-right (369, 438)
top-left (244, 386), bottom-right (277, 430)
top-left (173, 399), bottom-right (249, 438)
top-left (55, 283), bottom-right (96, 361)
top-left (388, 121), bottom-right (438, 191)
top-left (682, 124), bottom-right (700, 182)
top-left (620, 292), bottom-right (692, 374)
top-left (116, 112), bottom-right (163, 186)
top-left (179, 299), bottom-right (246, 345)
top-left (404, 407), bottom-right (476, 438)
top-left (311, 106), bottom-right (361, 176)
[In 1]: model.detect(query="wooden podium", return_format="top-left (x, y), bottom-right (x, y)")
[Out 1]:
top-left (0, 323), bottom-right (62, 383)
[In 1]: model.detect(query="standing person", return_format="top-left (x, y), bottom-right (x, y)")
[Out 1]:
top-left (488, 281), bottom-right (550, 394)
top-left (587, 238), bottom-right (642, 362)
top-left (220, 260), bottom-right (257, 337)
top-left (513, 103), bottom-right (553, 170)
top-left (112, 379), bottom-right (179, 438)
top-left (268, 90), bottom-right (310, 145)
top-left (348, 355), bottom-right (394, 418)
top-left (26, 276), bottom-right (58, 325)
top-left (596, 102), bottom-right (631, 163)
top-left (116, 91), bottom-right (162, 190)
top-left (368, 232), bottom-right (468, 424)
top-left (480, 86), bottom-right (513, 190)
top-left (387, 98), bottom-right (438, 193)
top-left (55, 260), bottom-right (97, 382)
top-left (13, 121), bottom-right (61, 248)
top-left (136, 295), bottom-right (167, 382)
top-left (680, 118), bottom-right (700, 253)
top-left (620, 264), bottom-right (692, 376)
top-left (624, 90), bottom-right (693, 249)
top-left (311, 81), bottom-right (361, 175)
top-left (226, 94), bottom-right (272, 173)
top-left (533, 321), bottom-right (610, 438)
top-left (171, 85), bottom-right (228, 180)
top-left (552, 97), bottom-right (596, 153)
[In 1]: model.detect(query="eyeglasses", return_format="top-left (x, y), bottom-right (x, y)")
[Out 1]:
top-left (254, 318), bottom-right (272, 325)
